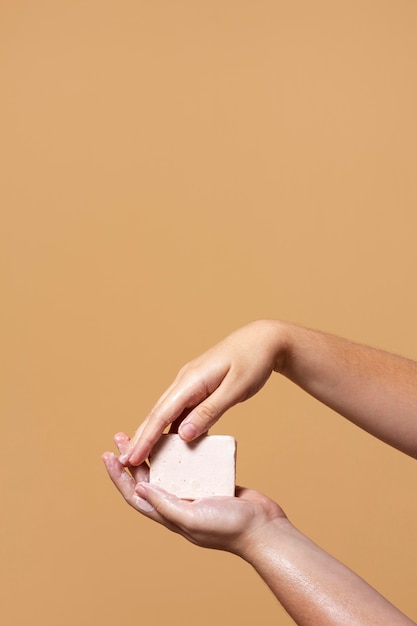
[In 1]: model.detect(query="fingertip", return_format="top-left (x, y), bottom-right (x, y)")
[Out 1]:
top-left (127, 444), bottom-right (149, 467)
top-left (102, 452), bottom-right (119, 473)
top-left (178, 422), bottom-right (198, 441)
top-left (133, 483), bottom-right (155, 513)
top-left (135, 482), bottom-right (148, 499)
top-left (114, 432), bottom-right (129, 444)
top-left (135, 482), bottom-right (167, 499)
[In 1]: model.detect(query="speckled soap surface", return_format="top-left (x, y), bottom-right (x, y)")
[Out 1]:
top-left (149, 434), bottom-right (236, 499)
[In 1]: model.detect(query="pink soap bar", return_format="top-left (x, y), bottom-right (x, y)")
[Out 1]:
top-left (149, 434), bottom-right (236, 499)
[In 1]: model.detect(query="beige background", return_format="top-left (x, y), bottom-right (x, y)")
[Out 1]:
top-left (2, 1), bottom-right (417, 624)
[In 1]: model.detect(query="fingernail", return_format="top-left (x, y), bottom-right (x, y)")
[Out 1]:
top-left (179, 422), bottom-right (197, 441)
top-left (135, 496), bottom-right (154, 513)
top-left (135, 483), bottom-right (147, 498)
top-left (135, 483), bottom-right (155, 512)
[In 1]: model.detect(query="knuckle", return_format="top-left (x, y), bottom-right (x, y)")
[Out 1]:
top-left (177, 360), bottom-right (197, 381)
top-left (154, 501), bottom-right (166, 516)
top-left (196, 401), bottom-right (218, 426)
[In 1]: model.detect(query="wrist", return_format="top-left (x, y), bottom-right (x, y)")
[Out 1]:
top-left (234, 513), bottom-right (295, 563)
top-left (253, 319), bottom-right (291, 374)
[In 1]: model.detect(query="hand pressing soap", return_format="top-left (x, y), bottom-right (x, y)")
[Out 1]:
top-left (149, 434), bottom-right (236, 499)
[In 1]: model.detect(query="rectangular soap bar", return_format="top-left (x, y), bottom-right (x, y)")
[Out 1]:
top-left (149, 434), bottom-right (236, 499)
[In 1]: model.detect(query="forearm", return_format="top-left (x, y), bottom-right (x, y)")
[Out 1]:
top-left (122, 319), bottom-right (417, 466)
top-left (240, 518), bottom-right (415, 626)
top-left (273, 322), bottom-right (417, 458)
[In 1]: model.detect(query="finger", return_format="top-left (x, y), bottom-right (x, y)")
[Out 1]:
top-left (135, 482), bottom-right (195, 528)
top-left (118, 419), bottom-right (149, 465)
top-left (168, 409), bottom-right (193, 434)
top-left (177, 377), bottom-right (246, 441)
top-left (127, 360), bottom-right (233, 466)
top-left (103, 453), bottom-right (184, 534)
top-left (118, 373), bottom-right (190, 464)
top-left (114, 431), bottom-right (130, 454)
top-left (113, 433), bottom-right (150, 483)
top-left (126, 386), bottom-right (209, 466)
top-left (102, 452), bottom-right (154, 514)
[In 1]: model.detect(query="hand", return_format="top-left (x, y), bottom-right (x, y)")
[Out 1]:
top-left (103, 437), bottom-right (417, 626)
top-left (102, 431), bottom-right (154, 512)
top-left (102, 432), bottom-right (286, 555)
top-left (121, 320), bottom-right (287, 466)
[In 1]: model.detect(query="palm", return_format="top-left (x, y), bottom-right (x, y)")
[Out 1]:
top-left (103, 434), bottom-right (285, 554)
top-left (172, 488), bottom-right (285, 553)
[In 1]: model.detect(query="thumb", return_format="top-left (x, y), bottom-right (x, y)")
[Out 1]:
top-left (178, 381), bottom-right (242, 441)
top-left (135, 483), bottom-right (191, 527)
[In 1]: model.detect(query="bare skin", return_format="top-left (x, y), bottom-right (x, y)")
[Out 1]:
top-left (103, 434), bottom-right (415, 625)
top-left (103, 320), bottom-right (417, 625)
top-left (119, 320), bottom-right (417, 466)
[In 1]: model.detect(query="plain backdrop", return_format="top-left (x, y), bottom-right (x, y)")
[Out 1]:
top-left (2, 1), bottom-right (417, 624)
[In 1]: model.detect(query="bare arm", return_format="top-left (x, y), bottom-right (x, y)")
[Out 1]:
top-left (280, 322), bottom-right (417, 459)
top-left (241, 514), bottom-right (415, 626)
top-left (107, 323), bottom-right (417, 624)
top-left (122, 320), bottom-right (417, 465)
top-left (103, 434), bottom-right (416, 626)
